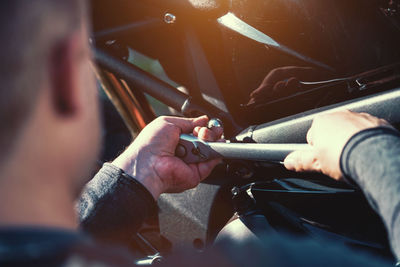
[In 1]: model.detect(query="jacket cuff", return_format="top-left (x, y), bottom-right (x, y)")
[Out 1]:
top-left (103, 163), bottom-right (158, 213)
top-left (340, 126), bottom-right (400, 186)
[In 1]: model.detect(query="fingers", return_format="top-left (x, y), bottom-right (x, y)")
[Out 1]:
top-left (272, 81), bottom-right (285, 94)
top-left (193, 126), bottom-right (224, 142)
top-left (249, 87), bottom-right (261, 98)
top-left (195, 158), bottom-right (222, 181)
top-left (284, 149), bottom-right (320, 172)
top-left (249, 85), bottom-right (273, 100)
top-left (248, 66), bottom-right (334, 105)
top-left (196, 127), bottom-right (215, 141)
top-left (285, 77), bottom-right (301, 95)
top-left (163, 115), bottom-right (209, 134)
top-left (263, 66), bottom-right (315, 88)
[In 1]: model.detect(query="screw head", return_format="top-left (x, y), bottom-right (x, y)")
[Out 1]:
top-left (207, 118), bottom-right (223, 130)
top-left (164, 13), bottom-right (176, 24)
top-left (231, 187), bottom-right (240, 196)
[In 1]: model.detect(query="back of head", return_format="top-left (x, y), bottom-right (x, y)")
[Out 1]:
top-left (0, 0), bottom-right (86, 163)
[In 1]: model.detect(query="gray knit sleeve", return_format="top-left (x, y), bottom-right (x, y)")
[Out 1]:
top-left (340, 127), bottom-right (400, 259)
top-left (78, 163), bottom-right (157, 245)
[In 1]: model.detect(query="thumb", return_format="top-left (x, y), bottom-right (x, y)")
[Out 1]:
top-left (284, 149), bottom-right (320, 172)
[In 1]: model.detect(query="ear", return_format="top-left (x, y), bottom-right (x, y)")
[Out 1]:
top-left (49, 33), bottom-right (82, 117)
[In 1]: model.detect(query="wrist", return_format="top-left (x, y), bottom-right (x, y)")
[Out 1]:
top-left (112, 150), bottom-right (164, 200)
top-left (111, 160), bottom-right (163, 200)
top-left (133, 175), bottom-right (163, 200)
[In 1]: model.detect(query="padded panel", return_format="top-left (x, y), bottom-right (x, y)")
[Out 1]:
top-left (158, 183), bottom-right (221, 248)
top-left (236, 87), bottom-right (400, 143)
top-left (158, 166), bottom-right (235, 250)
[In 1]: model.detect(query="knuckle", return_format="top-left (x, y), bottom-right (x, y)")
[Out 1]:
top-left (157, 116), bottom-right (167, 121)
top-left (154, 116), bottom-right (168, 125)
top-left (169, 123), bottom-right (181, 134)
top-left (311, 158), bottom-right (321, 171)
top-left (338, 109), bottom-right (351, 115)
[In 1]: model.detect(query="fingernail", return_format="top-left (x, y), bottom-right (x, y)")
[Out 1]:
top-left (284, 158), bottom-right (295, 169)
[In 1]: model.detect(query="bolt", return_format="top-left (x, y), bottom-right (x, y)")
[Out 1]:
top-left (207, 118), bottom-right (223, 130)
top-left (231, 187), bottom-right (240, 197)
top-left (164, 13), bottom-right (176, 24)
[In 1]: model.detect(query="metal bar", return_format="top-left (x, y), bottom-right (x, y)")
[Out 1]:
top-left (207, 142), bottom-right (310, 162)
top-left (92, 65), bottom-right (139, 136)
top-left (177, 134), bottom-right (309, 163)
top-left (95, 48), bottom-right (195, 112)
top-left (94, 48), bottom-right (240, 135)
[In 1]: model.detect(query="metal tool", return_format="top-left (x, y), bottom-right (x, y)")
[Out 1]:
top-left (175, 134), bottom-right (310, 164)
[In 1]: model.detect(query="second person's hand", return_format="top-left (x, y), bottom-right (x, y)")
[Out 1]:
top-left (284, 110), bottom-right (391, 180)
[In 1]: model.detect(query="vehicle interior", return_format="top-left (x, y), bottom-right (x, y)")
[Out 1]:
top-left (90, 0), bottom-right (400, 263)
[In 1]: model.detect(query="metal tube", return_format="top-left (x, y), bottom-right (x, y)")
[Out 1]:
top-left (95, 48), bottom-right (191, 111)
top-left (94, 48), bottom-right (240, 135)
top-left (207, 142), bottom-right (309, 162)
top-left (177, 134), bottom-right (309, 163)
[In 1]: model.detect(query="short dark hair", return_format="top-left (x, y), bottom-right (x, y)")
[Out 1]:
top-left (0, 0), bottom-right (86, 160)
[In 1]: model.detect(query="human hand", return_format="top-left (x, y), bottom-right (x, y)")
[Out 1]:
top-left (284, 110), bottom-right (391, 180)
top-left (112, 116), bottom-right (223, 199)
top-left (247, 66), bottom-right (332, 105)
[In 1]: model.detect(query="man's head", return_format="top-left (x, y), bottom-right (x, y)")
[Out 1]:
top-left (0, 0), bottom-right (100, 200)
